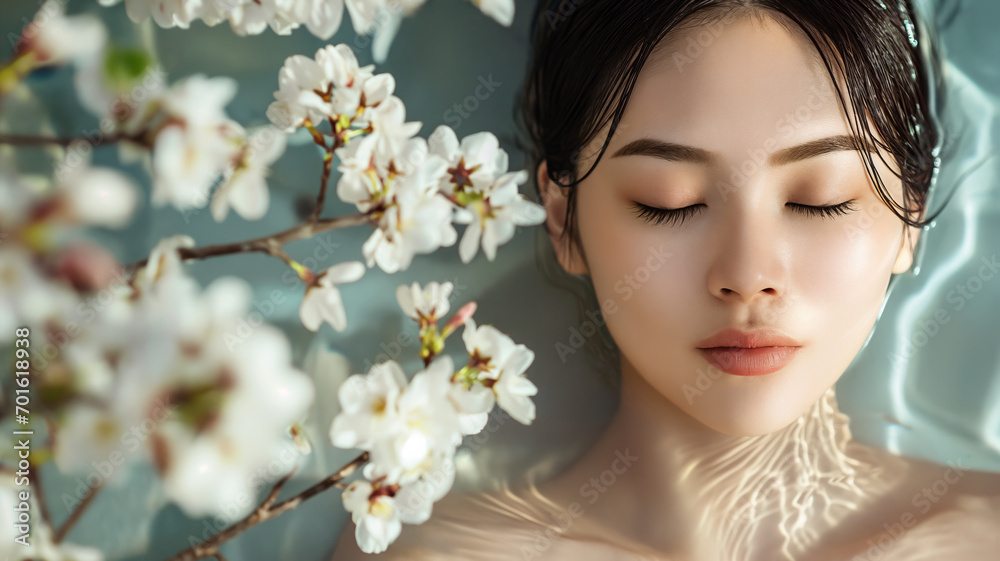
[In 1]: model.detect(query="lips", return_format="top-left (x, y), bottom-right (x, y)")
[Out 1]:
top-left (695, 327), bottom-right (802, 376)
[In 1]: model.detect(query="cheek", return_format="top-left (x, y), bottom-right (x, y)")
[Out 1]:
top-left (574, 188), bottom-right (693, 355)
top-left (792, 200), bottom-right (901, 322)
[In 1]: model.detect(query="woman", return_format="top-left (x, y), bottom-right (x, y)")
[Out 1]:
top-left (331, 1), bottom-right (1000, 559)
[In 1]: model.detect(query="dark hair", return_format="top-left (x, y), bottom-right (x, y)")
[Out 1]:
top-left (514, 0), bottom-right (948, 385)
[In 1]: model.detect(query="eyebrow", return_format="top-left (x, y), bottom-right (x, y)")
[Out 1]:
top-left (610, 134), bottom-right (876, 166)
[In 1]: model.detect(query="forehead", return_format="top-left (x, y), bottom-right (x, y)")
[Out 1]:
top-left (609, 12), bottom-right (852, 157)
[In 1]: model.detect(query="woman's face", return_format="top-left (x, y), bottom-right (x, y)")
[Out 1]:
top-left (540, 13), bottom-right (921, 436)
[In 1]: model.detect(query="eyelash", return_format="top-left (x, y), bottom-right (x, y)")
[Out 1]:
top-left (631, 199), bottom-right (859, 227)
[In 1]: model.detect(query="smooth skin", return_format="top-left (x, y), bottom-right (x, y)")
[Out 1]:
top-left (331, 10), bottom-right (1000, 561)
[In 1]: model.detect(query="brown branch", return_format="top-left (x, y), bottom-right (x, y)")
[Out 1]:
top-left (125, 212), bottom-right (373, 276)
top-left (54, 484), bottom-right (102, 544)
top-left (161, 451), bottom-right (369, 561)
top-left (26, 466), bottom-right (52, 532)
top-left (309, 148), bottom-right (335, 222)
top-left (260, 467), bottom-right (297, 510)
top-left (0, 132), bottom-right (140, 148)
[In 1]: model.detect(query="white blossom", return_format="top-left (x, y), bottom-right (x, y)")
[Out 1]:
top-left (454, 170), bottom-right (547, 263)
top-left (368, 0), bottom-right (427, 63)
top-left (360, 185), bottom-right (456, 273)
top-left (22, 0), bottom-right (106, 67)
top-left (340, 448), bottom-right (456, 554)
top-left (364, 95), bottom-right (422, 163)
top-left (0, 247), bottom-right (79, 344)
top-left (335, 354), bottom-right (464, 554)
top-left (215, 0), bottom-right (300, 36)
top-left (475, 0), bottom-right (515, 26)
top-left (99, 0), bottom-right (205, 29)
top-left (388, 451), bottom-right (455, 522)
top-left (330, 359), bottom-right (409, 451)
top-left (427, 125), bottom-right (509, 195)
top-left (151, 75), bottom-right (243, 211)
top-left (1, 473), bottom-right (103, 561)
top-left (96, 0), bottom-right (517, 65)
top-left (266, 54), bottom-right (331, 132)
top-left (51, 404), bottom-right (127, 476)
top-left (58, 144), bottom-right (139, 229)
top-left (266, 45), bottom-right (380, 133)
top-left (341, 479), bottom-right (402, 554)
top-left (317, 44), bottom-right (389, 120)
top-left (159, 316), bottom-right (314, 517)
top-left (365, 355), bottom-right (463, 484)
top-left (460, 317), bottom-right (538, 425)
top-left (210, 126), bottom-right (287, 222)
top-left (299, 261), bottom-right (366, 332)
top-left (133, 235), bottom-right (195, 294)
top-left (55, 268), bottom-right (316, 518)
top-left (337, 133), bottom-right (456, 273)
top-left (0, 170), bottom-right (39, 230)
top-left (283, 0), bottom-right (345, 39)
top-left (395, 280), bottom-right (452, 323)
top-left (331, 356), bottom-right (462, 485)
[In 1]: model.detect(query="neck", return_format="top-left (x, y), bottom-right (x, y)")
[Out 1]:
top-left (556, 358), bottom-right (907, 561)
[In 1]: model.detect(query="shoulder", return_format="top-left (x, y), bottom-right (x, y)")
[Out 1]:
top-left (328, 487), bottom-right (557, 561)
top-left (871, 492), bottom-right (1000, 560)
top-left (328, 485), bottom-right (658, 561)
top-left (856, 459), bottom-right (1000, 560)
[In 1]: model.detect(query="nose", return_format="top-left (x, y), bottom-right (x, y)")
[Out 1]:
top-left (705, 207), bottom-right (789, 304)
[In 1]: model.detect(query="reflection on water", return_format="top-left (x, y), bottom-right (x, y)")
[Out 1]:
top-left (670, 389), bottom-right (900, 560)
top-left (364, 387), bottom-right (996, 561)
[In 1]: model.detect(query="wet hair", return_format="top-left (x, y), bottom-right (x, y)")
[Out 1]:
top-left (514, 0), bottom-right (948, 386)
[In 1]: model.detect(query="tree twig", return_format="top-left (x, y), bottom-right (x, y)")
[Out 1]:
top-left (0, 132), bottom-right (141, 148)
top-left (54, 484), bottom-right (102, 544)
top-left (125, 212), bottom-right (373, 276)
top-left (309, 147), bottom-right (335, 222)
top-left (261, 467), bottom-right (298, 510)
top-left (26, 466), bottom-right (52, 532)
top-left (161, 451), bottom-right (369, 561)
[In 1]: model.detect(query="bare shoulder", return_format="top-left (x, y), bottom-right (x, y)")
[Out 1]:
top-left (327, 485), bottom-right (662, 561)
top-left (872, 492), bottom-right (1000, 560)
top-left (327, 487), bottom-right (559, 561)
top-left (842, 453), bottom-right (1000, 560)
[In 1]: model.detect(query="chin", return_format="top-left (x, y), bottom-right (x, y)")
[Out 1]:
top-left (668, 372), bottom-right (835, 437)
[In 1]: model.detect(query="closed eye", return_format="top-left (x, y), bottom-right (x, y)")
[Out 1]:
top-left (631, 202), bottom-right (705, 227)
top-left (786, 199), bottom-right (859, 218)
top-left (631, 199), bottom-right (859, 226)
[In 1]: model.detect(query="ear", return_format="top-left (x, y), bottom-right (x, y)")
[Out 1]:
top-left (538, 161), bottom-right (589, 276)
top-left (891, 223), bottom-right (922, 274)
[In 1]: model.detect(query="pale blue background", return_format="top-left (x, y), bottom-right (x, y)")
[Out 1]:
top-left (1, 0), bottom-right (999, 559)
